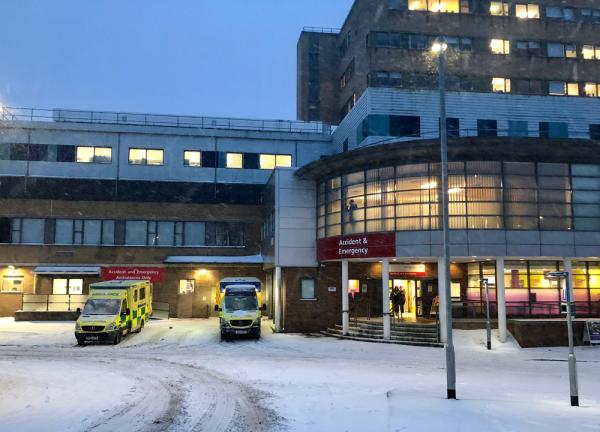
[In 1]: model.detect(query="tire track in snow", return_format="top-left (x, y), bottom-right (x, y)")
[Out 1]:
top-left (0, 350), bottom-right (279, 432)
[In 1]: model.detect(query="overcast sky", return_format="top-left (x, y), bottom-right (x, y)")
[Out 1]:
top-left (0, 0), bottom-right (352, 120)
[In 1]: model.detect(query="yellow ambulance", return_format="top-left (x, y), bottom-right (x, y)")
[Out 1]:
top-left (75, 280), bottom-right (152, 345)
top-left (215, 277), bottom-right (265, 340)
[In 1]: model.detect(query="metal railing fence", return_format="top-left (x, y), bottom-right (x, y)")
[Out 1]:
top-left (0, 107), bottom-right (333, 135)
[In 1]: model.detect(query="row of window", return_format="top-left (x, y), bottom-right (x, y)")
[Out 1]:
top-left (0, 218), bottom-right (245, 247)
top-left (0, 143), bottom-right (292, 170)
top-left (370, 31), bottom-right (600, 62)
top-left (358, 114), bottom-right (600, 141)
top-left (368, 71), bottom-right (600, 99)
top-left (318, 162), bottom-right (600, 237)
top-left (467, 261), bottom-right (600, 317)
top-left (388, 0), bottom-right (600, 23)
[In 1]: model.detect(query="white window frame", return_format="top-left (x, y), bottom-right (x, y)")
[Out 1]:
top-left (301, 278), bottom-right (316, 300)
top-left (2, 276), bottom-right (24, 293)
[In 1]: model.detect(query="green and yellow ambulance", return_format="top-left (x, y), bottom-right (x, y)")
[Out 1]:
top-left (75, 280), bottom-right (152, 345)
top-left (215, 277), bottom-right (265, 341)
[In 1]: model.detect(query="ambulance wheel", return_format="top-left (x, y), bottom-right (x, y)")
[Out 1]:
top-left (134, 320), bottom-right (145, 333)
top-left (254, 329), bottom-right (261, 340)
top-left (220, 331), bottom-right (228, 342)
top-left (113, 331), bottom-right (122, 345)
top-left (76, 337), bottom-right (85, 346)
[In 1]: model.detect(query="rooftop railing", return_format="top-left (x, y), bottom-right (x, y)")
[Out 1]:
top-left (302, 26), bottom-right (341, 34)
top-left (0, 107), bottom-right (333, 135)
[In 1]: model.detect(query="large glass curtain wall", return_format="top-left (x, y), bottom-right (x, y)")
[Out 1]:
top-left (318, 162), bottom-right (599, 238)
top-left (466, 260), bottom-right (599, 317)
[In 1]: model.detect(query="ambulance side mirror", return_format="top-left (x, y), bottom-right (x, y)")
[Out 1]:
top-left (126, 308), bottom-right (131, 316)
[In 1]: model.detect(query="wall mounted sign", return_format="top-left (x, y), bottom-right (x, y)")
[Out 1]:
top-left (317, 232), bottom-right (396, 261)
top-left (328, 286), bottom-right (337, 292)
top-left (102, 267), bottom-right (165, 283)
top-left (389, 264), bottom-right (426, 278)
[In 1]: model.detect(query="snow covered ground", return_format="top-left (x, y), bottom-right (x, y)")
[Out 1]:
top-left (0, 317), bottom-right (598, 432)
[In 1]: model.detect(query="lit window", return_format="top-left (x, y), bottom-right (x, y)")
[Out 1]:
top-left (94, 147), bottom-right (112, 163)
top-left (128, 148), bottom-right (146, 165)
top-left (128, 148), bottom-right (163, 165)
top-left (490, 39), bottom-right (510, 55)
top-left (565, 44), bottom-right (577, 59)
top-left (184, 151), bottom-right (202, 167)
top-left (259, 154), bottom-right (276, 170)
top-left (492, 78), bottom-right (511, 93)
top-left (146, 149), bottom-right (164, 165)
top-left (584, 83), bottom-right (599, 97)
top-left (567, 82), bottom-right (579, 96)
top-left (582, 45), bottom-right (600, 60)
top-left (408, 0), bottom-right (427, 11)
top-left (76, 146), bottom-right (112, 164)
top-left (409, 0), bottom-right (458, 13)
top-left (515, 4), bottom-right (539, 19)
top-left (259, 154), bottom-right (292, 169)
top-left (490, 1), bottom-right (509, 16)
top-left (76, 146), bottom-right (94, 163)
top-left (276, 154), bottom-right (292, 167)
top-left (226, 153), bottom-right (243, 169)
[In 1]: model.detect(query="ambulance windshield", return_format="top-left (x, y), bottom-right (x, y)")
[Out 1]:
top-left (83, 299), bottom-right (121, 315)
top-left (224, 294), bottom-right (258, 312)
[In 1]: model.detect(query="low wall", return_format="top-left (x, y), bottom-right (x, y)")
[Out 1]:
top-left (0, 293), bottom-right (22, 317)
top-left (453, 319), bottom-right (499, 330)
top-left (508, 319), bottom-right (587, 348)
top-left (14, 311), bottom-right (80, 321)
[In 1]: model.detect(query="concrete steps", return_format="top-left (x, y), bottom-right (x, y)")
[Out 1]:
top-left (322, 319), bottom-right (443, 348)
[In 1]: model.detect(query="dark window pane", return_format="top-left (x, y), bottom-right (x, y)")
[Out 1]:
top-left (590, 124), bottom-right (600, 140)
top-left (57, 145), bottom-right (76, 162)
top-left (10, 144), bottom-right (28, 161)
top-left (390, 115), bottom-right (420, 137)
top-left (201, 151), bottom-right (217, 168)
top-left (447, 118), bottom-right (460, 137)
top-left (243, 153), bottom-right (260, 170)
top-left (477, 120), bottom-right (497, 137)
top-left (0, 218), bottom-right (10, 243)
top-left (28, 144), bottom-right (48, 161)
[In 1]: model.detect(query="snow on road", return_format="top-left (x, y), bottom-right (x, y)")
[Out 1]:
top-left (0, 317), bottom-right (598, 432)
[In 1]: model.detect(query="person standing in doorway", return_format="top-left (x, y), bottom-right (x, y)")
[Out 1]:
top-left (392, 286), bottom-right (400, 318)
top-left (399, 288), bottom-right (407, 320)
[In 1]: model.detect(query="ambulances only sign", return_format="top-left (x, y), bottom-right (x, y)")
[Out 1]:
top-left (102, 267), bottom-right (165, 283)
top-left (317, 233), bottom-right (396, 261)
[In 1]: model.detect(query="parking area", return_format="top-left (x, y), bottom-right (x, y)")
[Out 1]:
top-left (0, 317), bottom-right (599, 431)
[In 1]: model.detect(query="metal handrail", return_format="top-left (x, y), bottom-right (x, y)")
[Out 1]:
top-left (0, 107), bottom-right (333, 135)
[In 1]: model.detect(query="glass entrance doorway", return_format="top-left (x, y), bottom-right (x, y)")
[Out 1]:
top-left (390, 279), bottom-right (438, 318)
top-left (390, 279), bottom-right (418, 318)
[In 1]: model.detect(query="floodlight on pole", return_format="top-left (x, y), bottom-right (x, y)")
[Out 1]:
top-left (432, 36), bottom-right (456, 400)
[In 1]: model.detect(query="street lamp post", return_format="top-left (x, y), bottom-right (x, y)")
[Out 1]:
top-left (481, 278), bottom-right (492, 350)
top-left (433, 38), bottom-right (456, 400)
top-left (547, 271), bottom-right (579, 407)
